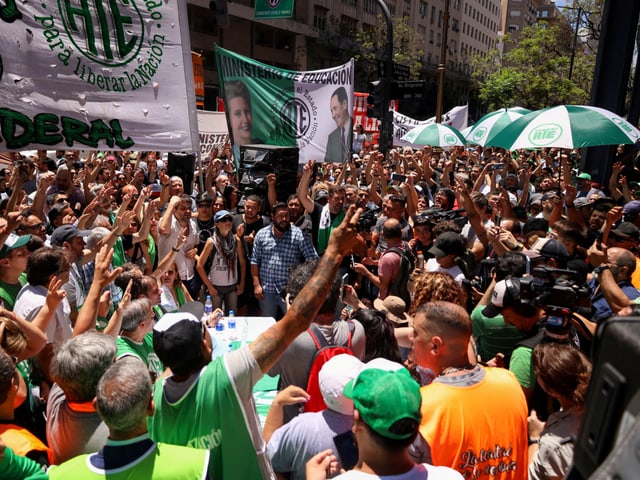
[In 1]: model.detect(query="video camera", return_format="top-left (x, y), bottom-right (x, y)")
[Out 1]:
top-left (418, 207), bottom-right (468, 230)
top-left (357, 204), bottom-right (381, 233)
top-left (520, 266), bottom-right (591, 338)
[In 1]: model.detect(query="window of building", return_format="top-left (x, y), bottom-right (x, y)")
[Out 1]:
top-left (188, 4), bottom-right (217, 34)
top-left (343, 0), bottom-right (358, 7)
top-left (313, 6), bottom-right (328, 31)
top-left (431, 6), bottom-right (435, 24)
top-left (364, 0), bottom-right (376, 14)
top-left (419, 1), bottom-right (427, 18)
top-left (429, 29), bottom-right (434, 43)
top-left (340, 15), bottom-right (358, 37)
top-left (510, 9), bottom-right (521, 16)
top-left (438, 9), bottom-right (442, 27)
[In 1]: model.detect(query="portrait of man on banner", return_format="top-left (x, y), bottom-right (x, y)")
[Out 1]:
top-left (324, 86), bottom-right (353, 164)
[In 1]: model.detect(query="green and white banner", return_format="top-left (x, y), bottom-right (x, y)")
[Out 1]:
top-left (0, 1), bottom-right (198, 152)
top-left (254, 0), bottom-right (295, 19)
top-left (215, 46), bottom-right (355, 164)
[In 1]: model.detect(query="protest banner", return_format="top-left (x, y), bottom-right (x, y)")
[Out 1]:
top-left (215, 46), bottom-right (354, 164)
top-left (0, 2), bottom-right (199, 152)
top-left (197, 111), bottom-right (230, 158)
top-left (392, 105), bottom-right (468, 148)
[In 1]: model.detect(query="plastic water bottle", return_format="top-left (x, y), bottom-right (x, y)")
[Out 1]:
top-left (416, 251), bottom-right (425, 270)
top-left (227, 310), bottom-right (236, 340)
top-left (204, 295), bottom-right (213, 315)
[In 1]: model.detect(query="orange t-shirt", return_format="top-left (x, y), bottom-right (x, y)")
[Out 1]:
top-left (419, 367), bottom-right (528, 480)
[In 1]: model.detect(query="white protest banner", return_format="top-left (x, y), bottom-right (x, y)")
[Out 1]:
top-left (392, 111), bottom-right (433, 148)
top-left (215, 46), bottom-right (354, 164)
top-left (392, 105), bottom-right (468, 147)
top-left (0, 2), bottom-right (198, 152)
top-left (197, 111), bottom-right (230, 158)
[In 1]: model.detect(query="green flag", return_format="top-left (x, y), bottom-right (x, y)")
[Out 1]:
top-left (215, 46), bottom-right (355, 165)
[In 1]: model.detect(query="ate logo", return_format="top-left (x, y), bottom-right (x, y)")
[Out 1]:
top-left (281, 98), bottom-right (311, 138)
top-left (528, 123), bottom-right (562, 146)
top-left (473, 127), bottom-right (487, 141)
top-left (60, 1), bottom-right (144, 67)
top-left (268, 0), bottom-right (281, 7)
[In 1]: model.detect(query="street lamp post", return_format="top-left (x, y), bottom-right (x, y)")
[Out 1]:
top-left (375, 0), bottom-right (393, 156)
top-left (435, 0), bottom-right (451, 123)
top-left (568, 6), bottom-right (582, 80)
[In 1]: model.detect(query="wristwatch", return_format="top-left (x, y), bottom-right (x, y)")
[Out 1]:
top-left (593, 265), bottom-right (610, 275)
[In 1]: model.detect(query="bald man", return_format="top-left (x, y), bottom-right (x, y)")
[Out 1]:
top-left (411, 301), bottom-right (528, 480)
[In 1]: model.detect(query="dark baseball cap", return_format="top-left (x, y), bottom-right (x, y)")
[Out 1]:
top-left (428, 232), bottom-right (466, 258)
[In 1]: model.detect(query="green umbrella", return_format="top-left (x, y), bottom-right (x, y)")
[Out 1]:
top-left (465, 107), bottom-right (531, 146)
top-left (485, 105), bottom-right (640, 149)
top-left (400, 123), bottom-right (467, 147)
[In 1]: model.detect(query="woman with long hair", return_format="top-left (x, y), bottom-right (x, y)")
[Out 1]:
top-left (351, 308), bottom-right (402, 363)
top-left (159, 261), bottom-right (193, 312)
top-left (196, 210), bottom-right (246, 313)
top-left (528, 342), bottom-right (592, 480)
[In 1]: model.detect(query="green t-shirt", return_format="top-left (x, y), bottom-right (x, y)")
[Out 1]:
top-left (509, 345), bottom-right (535, 389)
top-left (0, 446), bottom-right (46, 480)
top-left (148, 350), bottom-right (271, 479)
top-left (116, 332), bottom-right (164, 378)
top-left (470, 305), bottom-right (530, 364)
top-left (48, 441), bottom-right (208, 480)
top-left (0, 273), bottom-right (27, 310)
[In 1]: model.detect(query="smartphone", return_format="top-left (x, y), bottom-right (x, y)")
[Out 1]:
top-left (339, 273), bottom-right (349, 301)
top-left (596, 231), bottom-right (603, 249)
top-left (391, 172), bottom-right (407, 183)
top-left (489, 163), bottom-right (504, 171)
top-left (333, 430), bottom-right (358, 471)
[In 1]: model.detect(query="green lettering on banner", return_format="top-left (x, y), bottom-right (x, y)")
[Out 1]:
top-left (0, 108), bottom-right (134, 149)
top-left (254, 0), bottom-right (295, 19)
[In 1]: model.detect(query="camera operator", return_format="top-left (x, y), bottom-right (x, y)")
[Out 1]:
top-left (472, 252), bottom-right (531, 366)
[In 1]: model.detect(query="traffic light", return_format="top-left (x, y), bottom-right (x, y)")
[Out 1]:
top-left (366, 80), bottom-right (385, 119)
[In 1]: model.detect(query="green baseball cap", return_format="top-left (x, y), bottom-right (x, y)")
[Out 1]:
top-left (343, 368), bottom-right (422, 440)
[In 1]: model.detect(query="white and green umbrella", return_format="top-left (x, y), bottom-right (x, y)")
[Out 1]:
top-left (485, 105), bottom-right (640, 149)
top-left (400, 123), bottom-right (467, 147)
top-left (465, 107), bottom-right (531, 146)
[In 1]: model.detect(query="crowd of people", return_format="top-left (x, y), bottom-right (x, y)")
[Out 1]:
top-left (0, 141), bottom-right (636, 479)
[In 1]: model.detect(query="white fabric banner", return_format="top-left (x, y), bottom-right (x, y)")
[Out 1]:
top-left (0, 2), bottom-right (198, 152)
top-left (392, 105), bottom-right (468, 147)
top-left (197, 111), bottom-right (230, 158)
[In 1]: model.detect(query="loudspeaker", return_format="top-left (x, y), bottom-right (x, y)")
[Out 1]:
top-left (167, 152), bottom-right (196, 195)
top-left (566, 316), bottom-right (640, 480)
top-left (239, 144), bottom-right (299, 205)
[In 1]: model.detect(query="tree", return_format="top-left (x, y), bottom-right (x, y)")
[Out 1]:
top-left (472, 23), bottom-right (596, 110)
top-left (354, 15), bottom-right (425, 83)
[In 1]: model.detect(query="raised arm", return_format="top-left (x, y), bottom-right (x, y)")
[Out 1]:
top-left (297, 160), bottom-right (315, 213)
top-left (249, 206), bottom-right (362, 372)
top-left (73, 246), bottom-right (123, 337)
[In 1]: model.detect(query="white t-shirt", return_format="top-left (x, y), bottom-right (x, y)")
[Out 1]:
top-left (14, 284), bottom-right (72, 350)
top-left (426, 258), bottom-right (465, 285)
top-left (334, 463), bottom-right (463, 479)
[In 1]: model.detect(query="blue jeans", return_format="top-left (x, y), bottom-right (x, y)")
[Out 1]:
top-left (259, 292), bottom-right (286, 320)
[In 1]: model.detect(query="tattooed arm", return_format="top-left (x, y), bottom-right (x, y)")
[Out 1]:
top-left (249, 205), bottom-right (362, 373)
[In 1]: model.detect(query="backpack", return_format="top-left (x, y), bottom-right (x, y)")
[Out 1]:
top-left (303, 321), bottom-right (356, 413)
top-left (384, 245), bottom-right (416, 307)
